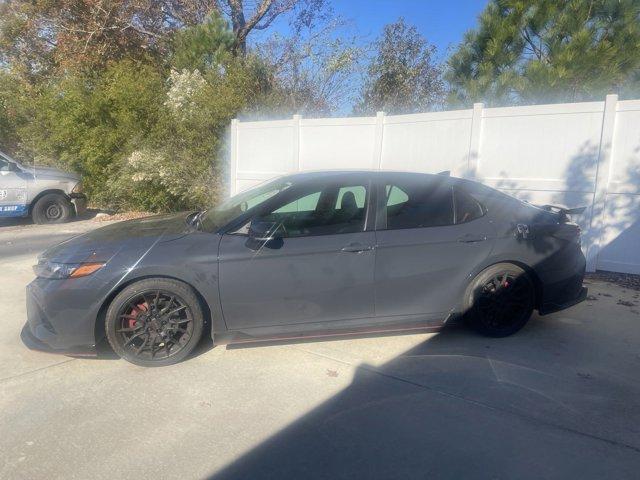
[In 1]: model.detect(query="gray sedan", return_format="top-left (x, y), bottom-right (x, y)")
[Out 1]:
top-left (23, 171), bottom-right (587, 366)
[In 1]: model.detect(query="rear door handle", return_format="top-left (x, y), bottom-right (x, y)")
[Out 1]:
top-left (341, 243), bottom-right (373, 253)
top-left (457, 234), bottom-right (487, 243)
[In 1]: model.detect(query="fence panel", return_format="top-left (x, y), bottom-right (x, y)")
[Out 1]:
top-left (230, 95), bottom-right (640, 274)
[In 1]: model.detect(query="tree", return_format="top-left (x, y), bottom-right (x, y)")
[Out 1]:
top-left (0, 0), bottom-right (323, 77)
top-left (0, 0), bottom-right (175, 75)
top-left (447, 0), bottom-right (640, 106)
top-left (354, 18), bottom-right (444, 115)
top-left (256, 15), bottom-right (362, 115)
top-left (221, 0), bottom-right (327, 54)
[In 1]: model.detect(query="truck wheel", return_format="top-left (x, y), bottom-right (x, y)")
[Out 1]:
top-left (32, 193), bottom-right (72, 224)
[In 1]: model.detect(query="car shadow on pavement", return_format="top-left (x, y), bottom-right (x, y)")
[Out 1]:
top-left (208, 317), bottom-right (640, 480)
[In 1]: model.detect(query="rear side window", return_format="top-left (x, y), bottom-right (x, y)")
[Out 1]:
top-left (453, 187), bottom-right (485, 224)
top-left (381, 179), bottom-right (454, 230)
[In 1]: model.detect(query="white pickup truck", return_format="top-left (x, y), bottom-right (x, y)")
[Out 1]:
top-left (0, 150), bottom-right (87, 224)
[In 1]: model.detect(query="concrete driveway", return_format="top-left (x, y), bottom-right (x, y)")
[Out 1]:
top-left (1, 218), bottom-right (640, 479)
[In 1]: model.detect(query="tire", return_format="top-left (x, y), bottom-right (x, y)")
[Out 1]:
top-left (463, 263), bottom-right (535, 337)
top-left (32, 193), bottom-right (72, 224)
top-left (105, 278), bottom-right (204, 367)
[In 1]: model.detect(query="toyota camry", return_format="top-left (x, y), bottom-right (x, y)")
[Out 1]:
top-left (22, 171), bottom-right (587, 366)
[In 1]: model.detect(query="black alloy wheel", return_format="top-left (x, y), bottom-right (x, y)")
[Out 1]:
top-left (465, 263), bottom-right (535, 337)
top-left (105, 278), bottom-right (204, 366)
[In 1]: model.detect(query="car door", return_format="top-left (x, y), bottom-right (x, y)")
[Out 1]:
top-left (0, 156), bottom-right (29, 217)
top-left (218, 175), bottom-right (376, 330)
top-left (373, 174), bottom-right (495, 319)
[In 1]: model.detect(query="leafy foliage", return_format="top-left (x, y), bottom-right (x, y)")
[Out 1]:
top-left (0, 0), bottom-right (343, 213)
top-left (257, 15), bottom-right (362, 114)
top-left (354, 18), bottom-right (444, 115)
top-left (447, 0), bottom-right (640, 106)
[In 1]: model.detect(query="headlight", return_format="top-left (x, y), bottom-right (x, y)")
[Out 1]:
top-left (33, 260), bottom-right (105, 279)
top-left (71, 181), bottom-right (83, 194)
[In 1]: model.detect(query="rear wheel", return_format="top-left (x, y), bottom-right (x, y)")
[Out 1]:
top-left (105, 278), bottom-right (204, 367)
top-left (32, 193), bottom-right (72, 224)
top-left (464, 263), bottom-right (535, 337)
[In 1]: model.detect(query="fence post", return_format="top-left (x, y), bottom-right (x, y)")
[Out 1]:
top-left (373, 111), bottom-right (385, 169)
top-left (467, 103), bottom-right (484, 179)
top-left (586, 94), bottom-right (618, 272)
top-left (229, 118), bottom-right (239, 197)
top-left (292, 114), bottom-right (302, 171)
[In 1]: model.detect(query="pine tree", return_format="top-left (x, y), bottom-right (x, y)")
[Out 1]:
top-left (447, 0), bottom-right (640, 106)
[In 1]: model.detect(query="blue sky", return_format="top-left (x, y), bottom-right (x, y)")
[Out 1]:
top-left (329, 0), bottom-right (488, 62)
top-left (252, 0), bottom-right (488, 61)
top-left (251, 0), bottom-right (489, 112)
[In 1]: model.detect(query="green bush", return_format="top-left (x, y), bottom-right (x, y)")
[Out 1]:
top-left (2, 14), bottom-right (286, 213)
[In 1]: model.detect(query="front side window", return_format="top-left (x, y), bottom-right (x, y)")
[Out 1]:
top-left (381, 179), bottom-right (454, 230)
top-left (254, 181), bottom-right (369, 238)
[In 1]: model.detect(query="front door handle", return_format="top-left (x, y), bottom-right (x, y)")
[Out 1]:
top-left (341, 243), bottom-right (373, 253)
top-left (457, 234), bottom-right (487, 243)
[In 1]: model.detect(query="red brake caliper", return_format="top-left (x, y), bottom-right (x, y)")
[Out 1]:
top-left (128, 302), bottom-right (149, 329)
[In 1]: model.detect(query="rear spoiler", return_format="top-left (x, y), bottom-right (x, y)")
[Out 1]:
top-left (539, 205), bottom-right (586, 215)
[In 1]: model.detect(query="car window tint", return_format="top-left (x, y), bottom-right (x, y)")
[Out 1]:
top-left (385, 185), bottom-right (409, 206)
top-left (275, 191), bottom-right (321, 213)
top-left (259, 181), bottom-right (368, 237)
top-left (383, 179), bottom-right (454, 230)
top-left (0, 158), bottom-right (9, 171)
top-left (245, 189), bottom-right (281, 209)
top-left (454, 187), bottom-right (485, 224)
top-left (335, 186), bottom-right (366, 209)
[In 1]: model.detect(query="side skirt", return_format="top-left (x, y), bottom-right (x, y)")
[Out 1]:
top-left (215, 313), bottom-right (449, 346)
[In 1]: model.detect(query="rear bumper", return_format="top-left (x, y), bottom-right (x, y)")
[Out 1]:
top-left (539, 286), bottom-right (587, 315)
top-left (537, 243), bottom-right (587, 315)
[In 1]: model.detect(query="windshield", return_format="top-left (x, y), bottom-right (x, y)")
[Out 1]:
top-left (200, 177), bottom-right (293, 232)
top-left (0, 151), bottom-right (26, 170)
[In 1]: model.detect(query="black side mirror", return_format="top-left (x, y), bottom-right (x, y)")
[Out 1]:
top-left (248, 220), bottom-right (281, 242)
top-left (246, 219), bottom-right (284, 250)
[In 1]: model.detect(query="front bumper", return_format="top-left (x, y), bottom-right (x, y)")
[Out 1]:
top-left (24, 276), bottom-right (102, 352)
top-left (70, 193), bottom-right (87, 216)
top-left (21, 323), bottom-right (96, 357)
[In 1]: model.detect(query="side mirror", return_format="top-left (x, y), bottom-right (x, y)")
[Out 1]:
top-left (248, 220), bottom-right (282, 242)
top-left (7, 162), bottom-right (20, 172)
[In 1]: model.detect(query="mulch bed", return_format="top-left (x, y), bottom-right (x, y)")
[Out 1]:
top-left (586, 271), bottom-right (640, 291)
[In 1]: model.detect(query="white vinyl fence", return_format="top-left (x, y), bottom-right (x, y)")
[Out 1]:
top-left (229, 94), bottom-right (640, 274)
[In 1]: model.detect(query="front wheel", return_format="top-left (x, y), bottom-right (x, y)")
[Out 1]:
top-left (105, 278), bottom-right (204, 367)
top-left (463, 263), bottom-right (535, 337)
top-left (32, 193), bottom-right (72, 224)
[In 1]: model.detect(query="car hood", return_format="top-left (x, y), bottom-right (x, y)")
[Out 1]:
top-left (41, 212), bottom-right (195, 263)
top-left (19, 164), bottom-right (80, 181)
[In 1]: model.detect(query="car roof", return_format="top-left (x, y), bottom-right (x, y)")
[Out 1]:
top-left (280, 169), bottom-right (451, 182)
